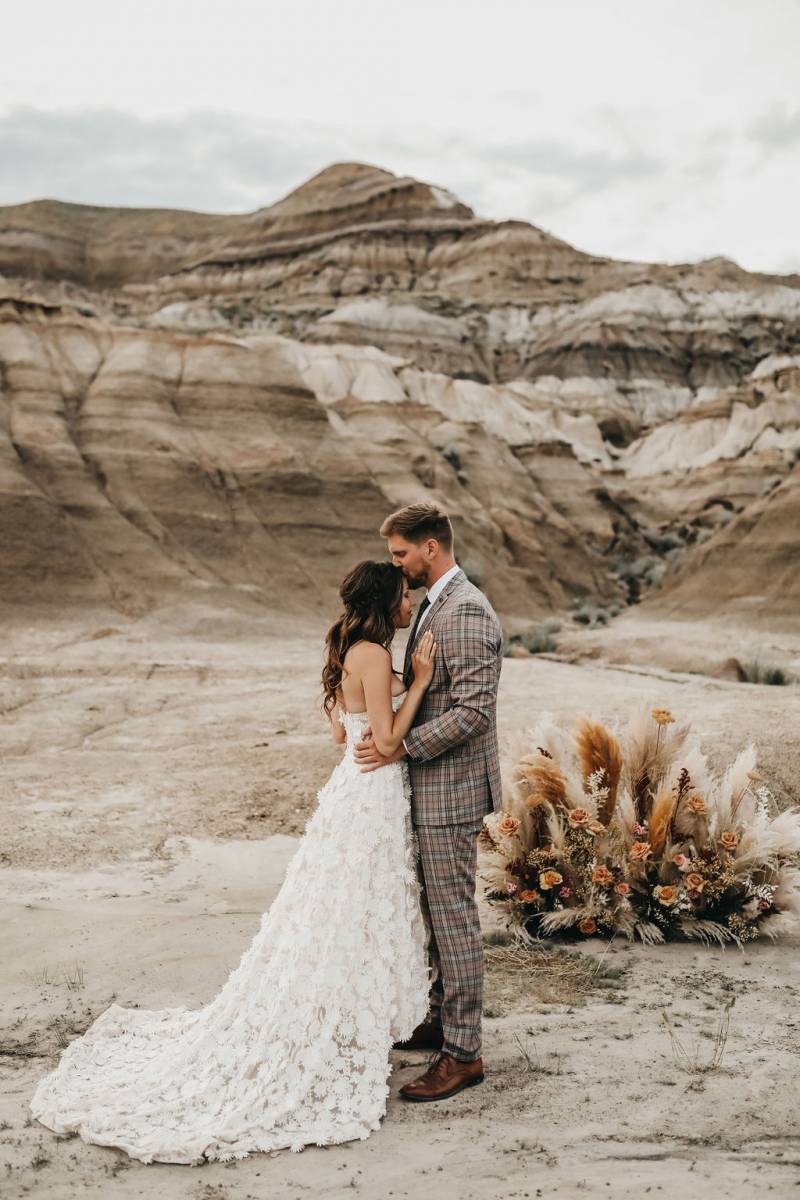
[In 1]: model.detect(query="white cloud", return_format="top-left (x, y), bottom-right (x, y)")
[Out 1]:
top-left (0, 0), bottom-right (798, 273)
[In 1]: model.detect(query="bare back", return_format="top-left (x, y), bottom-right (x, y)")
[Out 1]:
top-left (338, 641), bottom-right (405, 715)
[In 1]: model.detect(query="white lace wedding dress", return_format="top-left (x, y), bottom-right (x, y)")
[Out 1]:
top-left (30, 695), bottom-right (431, 1163)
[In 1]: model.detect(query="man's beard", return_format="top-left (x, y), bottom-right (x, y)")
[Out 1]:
top-left (403, 568), bottom-right (427, 588)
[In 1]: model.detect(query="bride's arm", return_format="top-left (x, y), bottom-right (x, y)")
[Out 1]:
top-left (360, 635), bottom-right (436, 758)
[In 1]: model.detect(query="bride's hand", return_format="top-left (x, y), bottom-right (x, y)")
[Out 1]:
top-left (411, 629), bottom-right (437, 688)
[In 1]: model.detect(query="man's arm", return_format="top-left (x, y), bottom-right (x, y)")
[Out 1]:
top-left (403, 601), bottom-right (501, 763)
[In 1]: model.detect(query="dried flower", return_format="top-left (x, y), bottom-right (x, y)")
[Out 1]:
top-left (518, 889), bottom-right (541, 904)
top-left (651, 708), bottom-right (675, 726)
top-left (629, 841), bottom-right (653, 861)
top-left (720, 831), bottom-right (739, 851)
top-left (747, 771), bottom-right (763, 782)
top-left (685, 872), bottom-right (706, 893)
top-left (673, 853), bottom-right (690, 870)
top-left (568, 808), bottom-right (590, 828)
top-left (559, 885), bottom-right (572, 899)
top-left (687, 794), bottom-right (707, 814)
top-left (614, 882), bottom-right (631, 896)
top-left (498, 813), bottom-right (521, 837)
top-left (632, 822), bottom-right (648, 837)
top-left (654, 885), bottom-right (679, 907)
top-left (505, 881), bottom-right (519, 895)
top-left (578, 917), bottom-right (597, 935)
top-left (539, 869), bottom-right (564, 890)
top-left (588, 819), bottom-right (606, 835)
top-left (592, 865), bottom-right (615, 887)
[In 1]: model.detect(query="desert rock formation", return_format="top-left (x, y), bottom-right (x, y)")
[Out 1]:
top-left (2, 162), bottom-right (798, 626)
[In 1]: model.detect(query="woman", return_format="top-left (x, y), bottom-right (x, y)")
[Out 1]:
top-left (30, 561), bottom-right (436, 1163)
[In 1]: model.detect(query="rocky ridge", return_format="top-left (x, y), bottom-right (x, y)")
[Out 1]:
top-left (1, 162), bottom-right (798, 627)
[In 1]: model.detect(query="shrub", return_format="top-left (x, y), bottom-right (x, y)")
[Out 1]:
top-left (503, 626), bottom-right (559, 656)
top-left (743, 660), bottom-right (794, 686)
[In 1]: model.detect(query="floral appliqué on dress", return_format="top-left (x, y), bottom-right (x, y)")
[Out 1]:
top-left (30, 695), bottom-right (431, 1163)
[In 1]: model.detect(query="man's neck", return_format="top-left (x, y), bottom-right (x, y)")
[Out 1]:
top-left (425, 559), bottom-right (457, 590)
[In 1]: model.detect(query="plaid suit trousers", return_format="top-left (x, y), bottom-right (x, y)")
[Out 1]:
top-left (415, 819), bottom-right (485, 1062)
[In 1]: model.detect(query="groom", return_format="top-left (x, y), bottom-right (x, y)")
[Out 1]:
top-left (355, 502), bottom-right (503, 1102)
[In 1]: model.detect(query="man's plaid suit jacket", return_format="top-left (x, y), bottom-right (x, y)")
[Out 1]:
top-left (402, 568), bottom-right (503, 826)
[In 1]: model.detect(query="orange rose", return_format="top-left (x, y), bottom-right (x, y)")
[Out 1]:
top-left (591, 865), bottom-right (614, 887)
top-left (518, 889), bottom-right (541, 904)
top-left (614, 882), bottom-right (631, 896)
top-left (685, 872), bottom-right (705, 893)
top-left (568, 808), bottom-right (590, 828)
top-left (578, 917), bottom-right (597, 935)
top-left (687, 794), bottom-right (706, 814)
top-left (654, 885), bottom-right (678, 907)
top-left (498, 814), bottom-right (521, 837)
top-left (539, 870), bottom-right (564, 890)
top-left (720, 831), bottom-right (739, 851)
top-left (630, 841), bottom-right (653, 861)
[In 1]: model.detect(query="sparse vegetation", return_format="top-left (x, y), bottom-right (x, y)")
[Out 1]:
top-left (513, 1031), bottom-right (563, 1076)
top-left (572, 603), bottom-right (616, 627)
top-left (503, 621), bottom-right (560, 656)
top-left (743, 659), bottom-right (794, 686)
top-left (62, 962), bottom-right (85, 991)
top-left (661, 998), bottom-right (735, 1074)
top-left (482, 936), bottom-right (626, 1014)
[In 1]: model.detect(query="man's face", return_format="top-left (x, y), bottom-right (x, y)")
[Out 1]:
top-left (387, 535), bottom-right (430, 588)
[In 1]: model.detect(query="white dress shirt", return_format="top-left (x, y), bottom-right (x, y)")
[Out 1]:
top-left (411, 563), bottom-right (460, 642)
top-left (401, 563), bottom-right (460, 757)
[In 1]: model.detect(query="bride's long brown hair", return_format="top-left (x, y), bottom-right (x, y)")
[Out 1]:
top-left (322, 560), bottom-right (405, 715)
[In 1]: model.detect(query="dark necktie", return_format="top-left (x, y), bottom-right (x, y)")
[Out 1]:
top-left (410, 596), bottom-right (431, 644)
top-left (403, 596), bottom-right (431, 684)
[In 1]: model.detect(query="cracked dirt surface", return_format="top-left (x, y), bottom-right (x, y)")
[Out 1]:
top-left (2, 599), bottom-right (800, 1198)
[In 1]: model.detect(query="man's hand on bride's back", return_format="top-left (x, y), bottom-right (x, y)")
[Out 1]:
top-left (355, 727), bottom-right (406, 772)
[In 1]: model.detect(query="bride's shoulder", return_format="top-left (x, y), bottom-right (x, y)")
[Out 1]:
top-left (343, 640), bottom-right (391, 665)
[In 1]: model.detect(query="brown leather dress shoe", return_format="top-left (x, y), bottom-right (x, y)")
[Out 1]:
top-left (399, 1052), bottom-right (484, 1102)
top-left (392, 1019), bottom-right (444, 1052)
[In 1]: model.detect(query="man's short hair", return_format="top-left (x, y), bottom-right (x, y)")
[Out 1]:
top-left (379, 502), bottom-right (454, 551)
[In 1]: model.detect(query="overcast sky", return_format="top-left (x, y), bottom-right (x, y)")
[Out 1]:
top-left (2, 0), bottom-right (798, 272)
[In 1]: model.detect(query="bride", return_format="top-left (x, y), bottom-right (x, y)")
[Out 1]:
top-left (29, 560), bottom-right (437, 1163)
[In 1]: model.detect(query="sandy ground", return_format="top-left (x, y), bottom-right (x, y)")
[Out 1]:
top-left (3, 594), bottom-right (800, 1199)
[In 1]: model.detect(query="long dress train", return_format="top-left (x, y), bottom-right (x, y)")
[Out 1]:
top-left (29, 696), bottom-right (431, 1163)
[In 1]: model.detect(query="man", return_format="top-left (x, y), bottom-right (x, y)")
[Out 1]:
top-left (355, 502), bottom-right (503, 1101)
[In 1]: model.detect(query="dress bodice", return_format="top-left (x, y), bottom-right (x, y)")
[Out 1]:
top-left (339, 692), bottom-right (405, 747)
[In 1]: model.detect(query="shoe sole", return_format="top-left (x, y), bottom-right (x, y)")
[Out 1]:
top-left (399, 1074), bottom-right (484, 1102)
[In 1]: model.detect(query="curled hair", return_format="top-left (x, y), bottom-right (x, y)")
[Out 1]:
top-left (322, 560), bottom-right (405, 715)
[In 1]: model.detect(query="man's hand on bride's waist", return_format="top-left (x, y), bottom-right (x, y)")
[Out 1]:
top-left (355, 727), bottom-right (407, 772)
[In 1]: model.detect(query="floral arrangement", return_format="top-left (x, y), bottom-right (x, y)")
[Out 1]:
top-left (480, 707), bottom-right (800, 945)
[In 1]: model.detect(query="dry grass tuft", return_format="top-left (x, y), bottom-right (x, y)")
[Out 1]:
top-left (483, 939), bottom-right (626, 1015)
top-left (661, 997), bottom-right (735, 1073)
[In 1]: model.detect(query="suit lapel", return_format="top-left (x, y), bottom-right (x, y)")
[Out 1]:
top-left (402, 568), bottom-right (466, 686)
